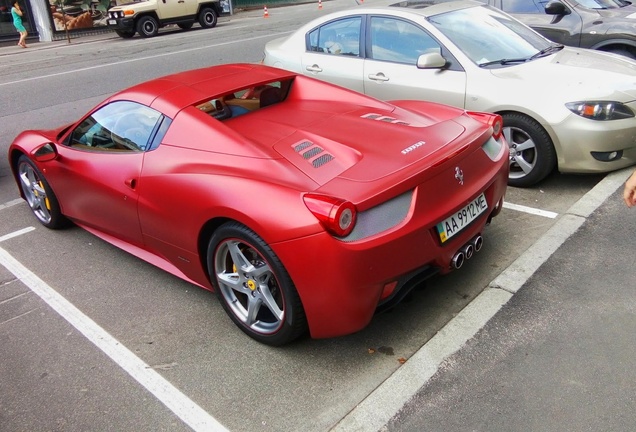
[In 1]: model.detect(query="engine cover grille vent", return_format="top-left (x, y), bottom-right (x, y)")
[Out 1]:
top-left (362, 113), bottom-right (409, 126)
top-left (293, 140), bottom-right (334, 168)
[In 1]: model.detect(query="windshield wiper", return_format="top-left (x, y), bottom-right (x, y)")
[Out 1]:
top-left (529, 44), bottom-right (564, 60)
top-left (478, 57), bottom-right (529, 67)
top-left (478, 43), bottom-right (565, 67)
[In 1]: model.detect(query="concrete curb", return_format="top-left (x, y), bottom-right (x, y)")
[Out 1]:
top-left (331, 167), bottom-right (633, 432)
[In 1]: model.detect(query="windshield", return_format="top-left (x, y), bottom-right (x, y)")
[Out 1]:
top-left (575, 0), bottom-right (630, 9)
top-left (428, 6), bottom-right (552, 66)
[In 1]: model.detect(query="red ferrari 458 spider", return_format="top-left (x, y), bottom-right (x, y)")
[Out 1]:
top-left (8, 63), bottom-right (508, 345)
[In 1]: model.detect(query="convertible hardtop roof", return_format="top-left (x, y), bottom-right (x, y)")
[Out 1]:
top-left (110, 63), bottom-right (298, 119)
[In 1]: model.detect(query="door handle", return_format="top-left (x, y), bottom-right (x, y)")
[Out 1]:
top-left (368, 73), bottom-right (389, 82)
top-left (305, 64), bottom-right (323, 73)
top-left (125, 178), bottom-right (137, 189)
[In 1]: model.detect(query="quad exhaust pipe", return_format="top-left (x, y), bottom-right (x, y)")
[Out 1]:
top-left (451, 235), bottom-right (483, 269)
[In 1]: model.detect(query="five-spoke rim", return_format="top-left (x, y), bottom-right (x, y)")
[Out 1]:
top-left (505, 125), bottom-right (537, 180)
top-left (18, 162), bottom-right (52, 224)
top-left (141, 20), bottom-right (157, 35)
top-left (215, 239), bottom-right (285, 334)
top-left (203, 11), bottom-right (216, 26)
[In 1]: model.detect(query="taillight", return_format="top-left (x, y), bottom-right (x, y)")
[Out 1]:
top-left (467, 111), bottom-right (503, 141)
top-left (303, 194), bottom-right (357, 237)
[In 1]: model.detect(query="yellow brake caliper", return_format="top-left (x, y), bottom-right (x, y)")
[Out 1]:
top-left (38, 181), bottom-right (51, 210)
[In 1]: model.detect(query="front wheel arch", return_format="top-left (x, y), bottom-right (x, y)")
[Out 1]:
top-left (15, 154), bottom-right (70, 229)
top-left (601, 46), bottom-right (636, 59)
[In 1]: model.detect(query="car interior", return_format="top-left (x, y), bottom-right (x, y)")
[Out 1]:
top-left (196, 81), bottom-right (288, 121)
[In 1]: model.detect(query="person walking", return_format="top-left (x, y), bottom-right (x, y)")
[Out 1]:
top-left (11, 0), bottom-right (28, 48)
top-left (623, 169), bottom-right (636, 208)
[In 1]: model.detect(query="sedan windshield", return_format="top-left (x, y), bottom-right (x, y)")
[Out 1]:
top-left (428, 6), bottom-right (552, 66)
top-left (576, 0), bottom-right (630, 9)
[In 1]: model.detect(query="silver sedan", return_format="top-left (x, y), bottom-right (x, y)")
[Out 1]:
top-left (264, 0), bottom-right (636, 187)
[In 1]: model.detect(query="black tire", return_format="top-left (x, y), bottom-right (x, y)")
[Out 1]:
top-left (115, 29), bottom-right (135, 38)
top-left (502, 113), bottom-right (557, 188)
top-left (207, 222), bottom-right (307, 346)
top-left (198, 7), bottom-right (217, 29)
top-left (604, 48), bottom-right (634, 60)
top-left (136, 16), bottom-right (159, 38)
top-left (177, 22), bottom-right (193, 30)
top-left (16, 155), bottom-right (69, 229)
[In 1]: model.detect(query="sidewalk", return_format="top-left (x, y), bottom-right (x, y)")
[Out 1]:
top-left (386, 171), bottom-right (636, 431)
top-left (0, 12), bottom-right (242, 54)
top-left (337, 168), bottom-right (636, 431)
top-left (0, 5), bottom-right (268, 54)
top-left (0, 30), bottom-right (119, 54)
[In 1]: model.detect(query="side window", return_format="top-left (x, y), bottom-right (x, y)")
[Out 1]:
top-left (68, 101), bottom-right (162, 152)
top-left (501, 0), bottom-right (547, 13)
top-left (369, 17), bottom-right (440, 64)
top-left (307, 17), bottom-right (361, 56)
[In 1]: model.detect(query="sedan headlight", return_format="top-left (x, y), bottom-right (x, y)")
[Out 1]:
top-left (565, 101), bottom-right (635, 120)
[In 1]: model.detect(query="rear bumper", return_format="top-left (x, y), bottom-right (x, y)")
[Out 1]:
top-left (272, 160), bottom-right (509, 339)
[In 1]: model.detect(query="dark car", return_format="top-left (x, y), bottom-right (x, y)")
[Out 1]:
top-left (486, 0), bottom-right (636, 59)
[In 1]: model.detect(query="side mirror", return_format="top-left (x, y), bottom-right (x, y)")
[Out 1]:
top-left (544, 0), bottom-right (570, 15)
top-left (31, 143), bottom-right (58, 162)
top-left (416, 51), bottom-right (447, 69)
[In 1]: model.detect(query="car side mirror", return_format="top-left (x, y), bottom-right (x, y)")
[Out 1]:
top-left (32, 143), bottom-right (58, 162)
top-left (416, 51), bottom-right (447, 69)
top-left (544, 0), bottom-right (570, 15)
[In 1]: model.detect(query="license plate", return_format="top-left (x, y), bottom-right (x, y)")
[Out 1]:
top-left (108, 19), bottom-right (117, 25)
top-left (436, 193), bottom-right (488, 243)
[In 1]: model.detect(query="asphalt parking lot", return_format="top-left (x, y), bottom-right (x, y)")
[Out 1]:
top-left (2, 168), bottom-right (632, 431)
top-left (1, 2), bottom-right (635, 430)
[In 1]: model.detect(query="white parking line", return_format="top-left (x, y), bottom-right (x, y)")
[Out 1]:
top-left (0, 227), bottom-right (35, 242)
top-left (0, 198), bottom-right (23, 211)
top-left (503, 201), bottom-right (558, 218)
top-left (0, 237), bottom-right (229, 432)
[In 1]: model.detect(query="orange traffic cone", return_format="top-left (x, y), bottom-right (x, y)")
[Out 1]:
top-left (263, 5), bottom-right (269, 18)
top-left (318, 0), bottom-right (322, 9)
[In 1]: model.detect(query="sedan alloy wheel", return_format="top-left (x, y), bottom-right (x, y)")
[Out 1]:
top-left (503, 113), bottom-right (556, 187)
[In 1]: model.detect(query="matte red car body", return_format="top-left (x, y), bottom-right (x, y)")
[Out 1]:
top-left (8, 63), bottom-right (508, 341)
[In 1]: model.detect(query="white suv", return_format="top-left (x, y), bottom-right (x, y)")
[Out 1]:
top-left (107, 0), bottom-right (230, 38)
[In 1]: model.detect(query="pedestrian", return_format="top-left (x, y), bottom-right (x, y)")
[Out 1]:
top-left (623, 169), bottom-right (636, 208)
top-left (11, 0), bottom-right (28, 48)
